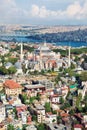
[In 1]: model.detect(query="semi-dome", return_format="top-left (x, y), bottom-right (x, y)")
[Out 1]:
top-left (15, 61), bottom-right (22, 69)
top-left (5, 62), bottom-right (13, 69)
top-left (5, 62), bottom-right (13, 67)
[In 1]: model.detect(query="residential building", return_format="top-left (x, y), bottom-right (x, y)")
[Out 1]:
top-left (45, 112), bottom-right (57, 123)
top-left (4, 80), bottom-right (22, 96)
top-left (0, 104), bottom-right (5, 123)
top-left (73, 124), bottom-right (83, 130)
top-left (26, 125), bottom-right (37, 130)
top-left (24, 84), bottom-right (45, 97)
top-left (46, 123), bottom-right (67, 130)
top-left (32, 104), bottom-right (45, 123)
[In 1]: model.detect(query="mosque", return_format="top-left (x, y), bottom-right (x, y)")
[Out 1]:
top-left (4, 42), bottom-right (71, 75)
top-left (27, 42), bottom-right (62, 71)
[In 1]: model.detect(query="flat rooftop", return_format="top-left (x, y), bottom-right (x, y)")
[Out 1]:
top-left (24, 84), bottom-right (45, 89)
top-left (47, 123), bottom-right (66, 130)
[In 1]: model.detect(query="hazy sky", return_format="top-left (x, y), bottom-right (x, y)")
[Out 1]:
top-left (0, 0), bottom-right (87, 25)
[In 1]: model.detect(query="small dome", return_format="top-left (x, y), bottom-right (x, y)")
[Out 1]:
top-left (5, 62), bottom-right (13, 67)
top-left (15, 61), bottom-right (22, 69)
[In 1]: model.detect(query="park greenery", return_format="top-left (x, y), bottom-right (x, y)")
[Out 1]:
top-left (59, 97), bottom-right (64, 104)
top-left (0, 66), bottom-right (17, 75)
top-left (10, 45), bottom-right (34, 53)
top-left (44, 102), bottom-right (51, 112)
top-left (37, 123), bottom-right (45, 130)
top-left (7, 124), bottom-right (15, 130)
top-left (77, 72), bottom-right (87, 81)
top-left (21, 93), bottom-right (41, 104)
top-left (53, 47), bottom-right (87, 56)
top-left (76, 93), bottom-right (82, 109)
top-left (0, 54), bottom-right (18, 64)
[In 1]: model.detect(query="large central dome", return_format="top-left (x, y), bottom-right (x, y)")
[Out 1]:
top-left (35, 42), bottom-right (51, 54)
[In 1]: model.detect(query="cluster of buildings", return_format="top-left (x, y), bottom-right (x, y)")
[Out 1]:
top-left (0, 70), bottom-right (86, 130)
top-left (0, 42), bottom-right (72, 75)
top-left (0, 42), bottom-right (87, 130)
top-left (0, 77), bottom-right (68, 130)
top-left (21, 42), bottom-right (72, 73)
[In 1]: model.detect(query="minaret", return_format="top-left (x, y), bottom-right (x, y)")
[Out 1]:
top-left (39, 47), bottom-right (42, 70)
top-left (20, 43), bottom-right (23, 62)
top-left (44, 40), bottom-right (47, 46)
top-left (68, 46), bottom-right (71, 67)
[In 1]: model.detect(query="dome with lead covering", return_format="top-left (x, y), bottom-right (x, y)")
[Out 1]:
top-left (5, 62), bottom-right (13, 67)
top-left (15, 61), bottom-right (22, 69)
top-left (35, 42), bottom-right (51, 54)
top-left (5, 62), bottom-right (13, 68)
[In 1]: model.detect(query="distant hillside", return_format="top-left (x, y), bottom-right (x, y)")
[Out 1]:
top-left (26, 29), bottom-right (87, 43)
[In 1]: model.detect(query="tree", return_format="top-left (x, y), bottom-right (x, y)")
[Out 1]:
top-left (61, 102), bottom-right (71, 110)
top-left (37, 123), bottom-right (45, 130)
top-left (52, 110), bottom-right (57, 114)
top-left (13, 107), bottom-right (18, 119)
top-left (83, 102), bottom-right (87, 112)
top-left (29, 96), bottom-right (36, 104)
top-left (21, 94), bottom-right (27, 104)
top-left (76, 93), bottom-right (82, 109)
top-left (52, 119), bottom-right (56, 122)
top-left (8, 57), bottom-right (18, 64)
top-left (79, 72), bottom-right (87, 81)
top-left (22, 125), bottom-right (27, 130)
top-left (33, 70), bottom-right (38, 75)
top-left (7, 124), bottom-right (15, 130)
top-left (40, 69), bottom-right (45, 75)
top-left (59, 97), bottom-right (64, 104)
top-left (55, 74), bottom-right (61, 84)
top-left (8, 66), bottom-right (17, 74)
top-left (74, 56), bottom-right (80, 62)
top-left (32, 115), bottom-right (37, 121)
top-left (69, 109), bottom-right (75, 116)
top-left (84, 94), bottom-right (87, 102)
top-left (57, 116), bottom-right (62, 123)
top-left (59, 67), bottom-right (62, 72)
top-left (45, 102), bottom-right (51, 112)
top-left (70, 63), bottom-right (76, 69)
top-left (63, 68), bottom-right (75, 77)
top-left (36, 93), bottom-right (41, 101)
top-left (0, 66), bottom-right (9, 75)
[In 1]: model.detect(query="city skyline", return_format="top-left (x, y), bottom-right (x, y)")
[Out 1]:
top-left (0, 0), bottom-right (87, 25)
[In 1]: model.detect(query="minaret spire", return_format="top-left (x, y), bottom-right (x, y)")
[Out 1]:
top-left (44, 39), bottom-right (47, 46)
top-left (20, 43), bottom-right (23, 62)
top-left (68, 46), bottom-right (71, 68)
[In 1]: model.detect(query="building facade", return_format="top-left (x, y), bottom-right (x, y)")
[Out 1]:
top-left (4, 80), bottom-right (22, 96)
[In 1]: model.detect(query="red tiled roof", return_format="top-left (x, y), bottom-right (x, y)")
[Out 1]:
top-left (62, 117), bottom-right (69, 122)
top-left (9, 100), bottom-right (14, 105)
top-left (74, 113), bottom-right (83, 120)
top-left (60, 113), bottom-right (69, 117)
top-left (4, 80), bottom-right (22, 89)
top-left (51, 94), bottom-right (59, 98)
top-left (74, 124), bottom-right (83, 128)
top-left (46, 112), bottom-right (52, 115)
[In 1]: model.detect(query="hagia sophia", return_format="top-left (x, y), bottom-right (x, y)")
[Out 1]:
top-left (24, 42), bottom-right (68, 72)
